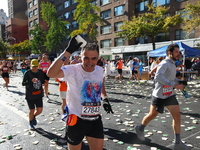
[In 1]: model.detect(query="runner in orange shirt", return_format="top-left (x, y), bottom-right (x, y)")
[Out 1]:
top-left (115, 58), bottom-right (124, 81)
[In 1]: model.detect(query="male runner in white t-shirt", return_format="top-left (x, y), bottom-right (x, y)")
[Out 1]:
top-left (47, 35), bottom-right (113, 150)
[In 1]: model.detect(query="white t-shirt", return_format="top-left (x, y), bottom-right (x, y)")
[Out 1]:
top-left (61, 63), bottom-right (104, 120)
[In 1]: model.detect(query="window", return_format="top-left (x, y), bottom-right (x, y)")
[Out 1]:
top-left (176, 9), bottom-right (191, 20)
top-left (114, 21), bottom-right (123, 32)
top-left (58, 14), bottom-right (63, 18)
top-left (114, 5), bottom-right (125, 16)
top-left (92, 0), bottom-right (97, 6)
top-left (33, 0), bottom-right (37, 5)
top-left (29, 11), bottom-right (33, 18)
top-left (71, 9), bottom-right (76, 17)
top-left (100, 25), bottom-right (111, 34)
top-left (29, 2), bottom-right (33, 8)
top-left (115, 37), bottom-right (125, 46)
top-left (135, 1), bottom-right (148, 12)
top-left (175, 29), bottom-right (194, 40)
top-left (64, 12), bottom-right (70, 19)
top-left (101, 9), bottom-right (111, 19)
top-left (135, 36), bottom-right (148, 44)
top-left (153, 0), bottom-right (170, 6)
top-left (100, 0), bottom-right (111, 6)
top-left (33, 9), bottom-right (38, 15)
top-left (72, 21), bottom-right (78, 28)
top-left (64, 0), bottom-right (70, 8)
top-left (155, 32), bottom-right (170, 42)
top-left (56, 4), bottom-right (63, 11)
top-left (100, 39), bottom-right (111, 48)
top-left (34, 18), bottom-right (38, 24)
top-left (29, 21), bottom-right (33, 27)
top-left (72, 0), bottom-right (77, 4)
top-left (66, 24), bottom-right (70, 29)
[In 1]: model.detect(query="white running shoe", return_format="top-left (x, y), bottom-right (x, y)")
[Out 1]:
top-left (135, 125), bottom-right (145, 141)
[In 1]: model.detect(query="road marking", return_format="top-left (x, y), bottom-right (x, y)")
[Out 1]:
top-left (166, 130), bottom-right (200, 149)
top-left (1, 100), bottom-right (28, 121)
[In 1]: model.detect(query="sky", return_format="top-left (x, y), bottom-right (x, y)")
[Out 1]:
top-left (1, 0), bottom-right (8, 16)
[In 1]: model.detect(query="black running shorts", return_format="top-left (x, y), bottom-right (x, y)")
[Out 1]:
top-left (43, 72), bottom-right (50, 81)
top-left (118, 69), bottom-right (122, 74)
top-left (26, 98), bottom-right (43, 109)
top-left (1, 72), bottom-right (9, 78)
top-left (152, 95), bottom-right (179, 113)
top-left (65, 116), bottom-right (104, 145)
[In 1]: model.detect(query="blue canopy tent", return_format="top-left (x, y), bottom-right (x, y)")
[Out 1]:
top-left (148, 42), bottom-right (200, 78)
top-left (149, 42), bottom-right (200, 57)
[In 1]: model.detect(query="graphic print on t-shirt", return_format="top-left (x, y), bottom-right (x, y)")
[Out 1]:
top-left (80, 80), bottom-right (102, 119)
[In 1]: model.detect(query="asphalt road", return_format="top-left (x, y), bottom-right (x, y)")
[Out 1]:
top-left (0, 71), bottom-right (200, 150)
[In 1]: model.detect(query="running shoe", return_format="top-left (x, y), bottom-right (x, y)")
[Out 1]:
top-left (29, 124), bottom-right (35, 131)
top-left (32, 117), bottom-right (37, 125)
top-left (173, 142), bottom-right (192, 150)
top-left (46, 96), bottom-right (50, 103)
top-left (135, 125), bottom-right (145, 141)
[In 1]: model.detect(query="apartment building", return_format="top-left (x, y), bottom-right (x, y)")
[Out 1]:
top-left (51, 0), bottom-right (200, 59)
top-left (6, 0), bottom-right (200, 59)
top-left (8, 0), bottom-right (27, 19)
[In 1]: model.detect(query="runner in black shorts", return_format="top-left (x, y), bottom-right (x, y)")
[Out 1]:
top-left (22, 59), bottom-right (45, 130)
top-left (152, 95), bottom-right (179, 113)
top-left (0, 60), bottom-right (10, 91)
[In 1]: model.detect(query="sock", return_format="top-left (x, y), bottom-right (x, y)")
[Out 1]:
top-left (175, 133), bottom-right (181, 144)
top-left (29, 121), bottom-right (33, 125)
top-left (138, 124), bottom-right (146, 131)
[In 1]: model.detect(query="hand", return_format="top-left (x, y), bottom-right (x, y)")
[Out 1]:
top-left (102, 98), bottom-right (114, 114)
top-left (65, 35), bottom-right (83, 54)
top-left (174, 84), bottom-right (184, 90)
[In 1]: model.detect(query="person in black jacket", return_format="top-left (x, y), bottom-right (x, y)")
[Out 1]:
top-left (22, 59), bottom-right (45, 130)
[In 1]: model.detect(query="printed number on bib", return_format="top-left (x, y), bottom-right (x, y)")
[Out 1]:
top-left (163, 85), bottom-right (173, 96)
top-left (82, 106), bottom-right (100, 116)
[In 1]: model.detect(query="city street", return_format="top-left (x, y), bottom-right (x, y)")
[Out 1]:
top-left (0, 71), bottom-right (200, 150)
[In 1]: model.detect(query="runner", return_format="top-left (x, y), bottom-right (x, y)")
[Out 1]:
top-left (21, 60), bottom-right (28, 75)
top-left (115, 57), bottom-right (124, 81)
top-left (0, 60), bottom-right (10, 91)
top-left (135, 44), bottom-right (192, 150)
top-left (22, 59), bottom-right (45, 130)
top-left (39, 54), bottom-right (51, 102)
top-left (47, 36), bottom-right (113, 150)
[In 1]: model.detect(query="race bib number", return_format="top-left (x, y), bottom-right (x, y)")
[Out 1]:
top-left (82, 106), bottom-right (100, 116)
top-left (162, 85), bottom-right (173, 96)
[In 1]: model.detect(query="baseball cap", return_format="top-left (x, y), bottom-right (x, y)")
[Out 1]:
top-left (31, 59), bottom-right (39, 67)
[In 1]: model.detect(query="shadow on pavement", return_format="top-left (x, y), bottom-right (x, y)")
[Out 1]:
top-left (180, 112), bottom-right (200, 118)
top-left (8, 90), bottom-right (25, 96)
top-left (104, 128), bottom-right (172, 150)
top-left (36, 128), bottom-right (106, 150)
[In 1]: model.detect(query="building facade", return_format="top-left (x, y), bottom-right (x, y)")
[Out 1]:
top-left (8, 0), bottom-right (28, 20)
top-left (51, 0), bottom-right (200, 60)
top-left (5, 0), bottom-right (200, 59)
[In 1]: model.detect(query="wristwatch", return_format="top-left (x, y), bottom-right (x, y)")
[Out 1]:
top-left (60, 55), bottom-right (67, 62)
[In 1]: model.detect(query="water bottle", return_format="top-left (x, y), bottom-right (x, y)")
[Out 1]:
top-left (182, 87), bottom-right (189, 98)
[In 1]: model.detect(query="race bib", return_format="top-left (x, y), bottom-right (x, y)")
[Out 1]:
top-left (81, 102), bottom-right (101, 119)
top-left (3, 68), bottom-right (8, 71)
top-left (162, 85), bottom-right (173, 96)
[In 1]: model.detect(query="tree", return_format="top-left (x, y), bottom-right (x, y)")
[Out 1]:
top-left (40, 2), bottom-right (69, 52)
top-left (117, 4), bottom-right (182, 50)
top-left (10, 40), bottom-right (31, 55)
top-left (0, 39), bottom-right (9, 58)
top-left (71, 0), bottom-right (102, 41)
top-left (183, 2), bottom-right (200, 34)
top-left (29, 23), bottom-right (46, 54)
